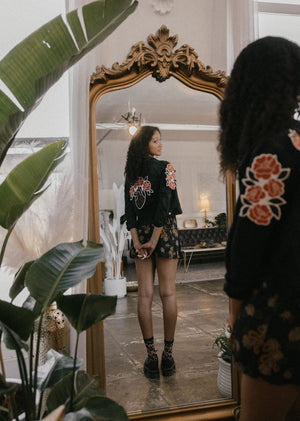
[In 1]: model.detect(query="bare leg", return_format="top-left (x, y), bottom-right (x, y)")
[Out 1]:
top-left (239, 373), bottom-right (300, 421)
top-left (155, 257), bottom-right (178, 341)
top-left (135, 256), bottom-right (155, 339)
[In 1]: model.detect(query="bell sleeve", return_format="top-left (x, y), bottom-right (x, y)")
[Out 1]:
top-left (153, 162), bottom-right (177, 227)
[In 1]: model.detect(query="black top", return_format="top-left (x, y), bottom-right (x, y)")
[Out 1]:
top-left (224, 120), bottom-right (300, 300)
top-left (125, 157), bottom-right (182, 230)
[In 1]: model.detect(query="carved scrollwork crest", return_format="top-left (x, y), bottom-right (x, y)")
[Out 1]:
top-left (90, 25), bottom-right (228, 87)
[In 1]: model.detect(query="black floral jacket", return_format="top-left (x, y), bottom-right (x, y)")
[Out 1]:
top-left (125, 157), bottom-right (182, 230)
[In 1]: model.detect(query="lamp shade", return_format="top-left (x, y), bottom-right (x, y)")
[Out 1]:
top-left (99, 189), bottom-right (114, 211)
top-left (199, 197), bottom-right (210, 211)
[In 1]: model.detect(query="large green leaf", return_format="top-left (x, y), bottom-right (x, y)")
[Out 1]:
top-left (9, 260), bottom-right (34, 301)
top-left (0, 0), bottom-right (138, 164)
top-left (25, 241), bottom-right (104, 312)
top-left (0, 299), bottom-right (35, 342)
top-left (46, 372), bottom-right (73, 414)
top-left (0, 140), bottom-right (67, 229)
top-left (46, 371), bottom-right (103, 414)
top-left (64, 396), bottom-right (129, 421)
top-left (56, 294), bottom-right (117, 334)
top-left (36, 349), bottom-right (82, 391)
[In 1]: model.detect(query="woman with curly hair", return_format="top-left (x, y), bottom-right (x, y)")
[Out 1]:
top-left (218, 37), bottom-right (300, 420)
top-left (124, 125), bottom-right (182, 378)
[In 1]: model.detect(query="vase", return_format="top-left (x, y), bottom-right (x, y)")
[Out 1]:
top-left (32, 302), bottom-right (70, 365)
top-left (217, 357), bottom-right (232, 399)
top-left (104, 276), bottom-right (127, 298)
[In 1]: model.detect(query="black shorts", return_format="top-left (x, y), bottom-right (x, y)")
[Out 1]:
top-left (130, 215), bottom-right (180, 259)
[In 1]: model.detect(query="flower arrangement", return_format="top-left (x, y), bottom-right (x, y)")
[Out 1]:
top-left (213, 326), bottom-right (232, 363)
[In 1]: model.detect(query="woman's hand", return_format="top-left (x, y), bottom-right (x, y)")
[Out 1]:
top-left (140, 239), bottom-right (157, 257)
top-left (130, 228), bottom-right (149, 259)
top-left (141, 226), bottom-right (163, 257)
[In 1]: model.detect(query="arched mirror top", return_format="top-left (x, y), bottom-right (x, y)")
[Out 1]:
top-left (89, 25), bottom-right (229, 103)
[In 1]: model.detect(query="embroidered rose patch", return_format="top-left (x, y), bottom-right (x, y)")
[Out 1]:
top-left (165, 163), bottom-right (176, 190)
top-left (288, 129), bottom-right (300, 151)
top-left (239, 154), bottom-right (290, 226)
top-left (130, 176), bottom-right (153, 209)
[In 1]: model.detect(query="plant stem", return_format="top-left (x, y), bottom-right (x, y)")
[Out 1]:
top-left (69, 333), bottom-right (80, 411)
top-left (33, 312), bottom-right (44, 414)
top-left (0, 344), bottom-right (6, 378)
top-left (37, 390), bottom-right (44, 420)
top-left (29, 332), bottom-right (34, 388)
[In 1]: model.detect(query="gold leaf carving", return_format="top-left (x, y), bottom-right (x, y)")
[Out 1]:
top-left (90, 25), bottom-right (228, 87)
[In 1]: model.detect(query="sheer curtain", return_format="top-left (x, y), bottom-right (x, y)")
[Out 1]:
top-left (66, 0), bottom-right (100, 363)
top-left (225, 0), bottom-right (258, 73)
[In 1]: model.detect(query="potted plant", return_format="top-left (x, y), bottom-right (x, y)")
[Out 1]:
top-left (214, 212), bottom-right (227, 229)
top-left (0, 1), bottom-right (138, 420)
top-left (101, 183), bottom-right (128, 298)
top-left (213, 327), bottom-right (232, 399)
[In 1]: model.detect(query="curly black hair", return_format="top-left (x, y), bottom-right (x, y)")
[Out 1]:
top-left (124, 125), bottom-right (161, 184)
top-left (218, 36), bottom-right (300, 177)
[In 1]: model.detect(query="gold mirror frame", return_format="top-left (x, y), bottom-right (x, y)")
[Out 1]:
top-left (88, 26), bottom-right (238, 420)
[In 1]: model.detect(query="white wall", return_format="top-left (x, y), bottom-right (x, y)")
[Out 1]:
top-left (98, 134), bottom-right (226, 229)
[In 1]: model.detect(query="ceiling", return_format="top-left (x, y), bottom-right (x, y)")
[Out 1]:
top-left (95, 76), bottom-right (221, 143)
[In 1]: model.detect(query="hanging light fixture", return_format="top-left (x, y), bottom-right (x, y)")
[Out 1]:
top-left (121, 107), bottom-right (142, 135)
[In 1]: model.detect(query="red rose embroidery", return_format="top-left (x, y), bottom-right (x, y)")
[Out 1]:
top-left (143, 180), bottom-right (151, 191)
top-left (240, 153), bottom-right (290, 226)
top-left (253, 154), bottom-right (281, 179)
top-left (245, 185), bottom-right (266, 203)
top-left (168, 180), bottom-right (176, 190)
top-left (263, 179), bottom-right (284, 198)
top-left (129, 186), bottom-right (135, 198)
top-left (167, 164), bottom-right (175, 172)
top-left (165, 163), bottom-right (176, 190)
top-left (288, 129), bottom-right (300, 151)
top-left (129, 177), bottom-right (153, 209)
top-left (249, 205), bottom-right (273, 226)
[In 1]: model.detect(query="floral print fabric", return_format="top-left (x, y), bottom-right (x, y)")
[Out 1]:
top-left (239, 154), bottom-right (290, 225)
top-left (129, 215), bottom-right (180, 259)
top-left (232, 282), bottom-right (300, 384)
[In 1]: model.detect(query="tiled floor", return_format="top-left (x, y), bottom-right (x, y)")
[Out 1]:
top-left (103, 260), bottom-right (232, 415)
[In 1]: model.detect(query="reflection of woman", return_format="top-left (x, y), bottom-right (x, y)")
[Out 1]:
top-left (218, 37), bottom-right (300, 420)
top-left (124, 126), bottom-right (182, 378)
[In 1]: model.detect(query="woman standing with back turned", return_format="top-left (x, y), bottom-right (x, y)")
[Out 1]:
top-left (218, 37), bottom-right (300, 420)
top-left (124, 125), bottom-right (182, 379)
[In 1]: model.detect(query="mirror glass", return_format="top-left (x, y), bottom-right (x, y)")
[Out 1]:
top-left (95, 76), bottom-right (231, 414)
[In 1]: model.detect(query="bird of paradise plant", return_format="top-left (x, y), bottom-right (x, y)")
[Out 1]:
top-left (0, 1), bottom-right (138, 420)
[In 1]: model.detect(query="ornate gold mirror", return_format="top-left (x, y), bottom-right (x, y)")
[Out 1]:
top-left (88, 26), bottom-right (238, 420)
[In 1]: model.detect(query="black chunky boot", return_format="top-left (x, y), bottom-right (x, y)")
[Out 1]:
top-left (144, 357), bottom-right (160, 379)
top-left (143, 337), bottom-right (159, 379)
top-left (161, 354), bottom-right (176, 377)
